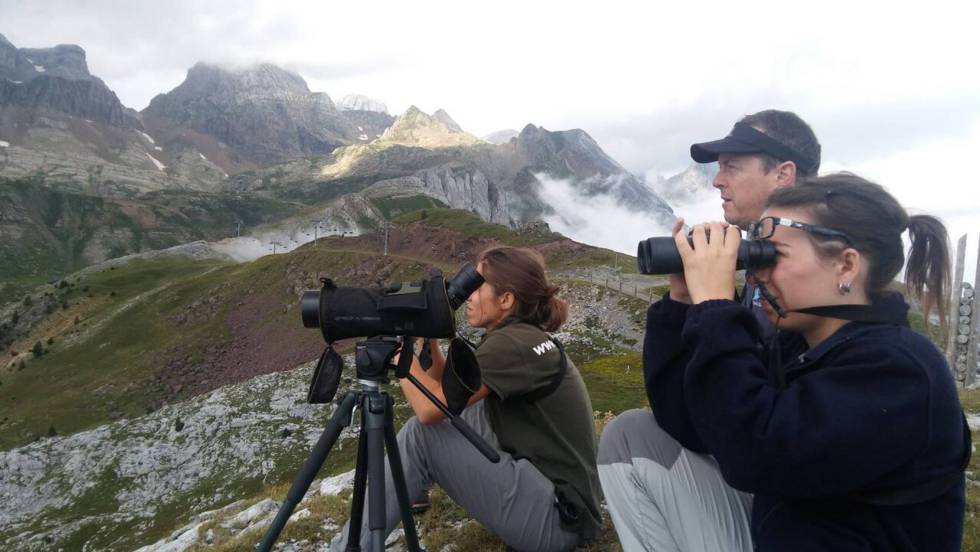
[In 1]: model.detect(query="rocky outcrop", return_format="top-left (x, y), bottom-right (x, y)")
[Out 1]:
top-left (378, 106), bottom-right (482, 148)
top-left (0, 33), bottom-right (138, 129)
top-left (432, 108), bottom-right (463, 133)
top-left (144, 63), bottom-right (359, 166)
top-left (365, 166), bottom-right (496, 222)
top-left (340, 109), bottom-right (395, 143)
top-left (18, 44), bottom-right (90, 81)
top-left (0, 360), bottom-right (360, 551)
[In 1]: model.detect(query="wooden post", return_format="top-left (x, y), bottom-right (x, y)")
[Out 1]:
top-left (948, 235), bottom-right (966, 385)
top-left (968, 235), bottom-right (980, 387)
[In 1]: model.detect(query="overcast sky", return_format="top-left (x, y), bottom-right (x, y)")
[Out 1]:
top-left (3, 0), bottom-right (979, 279)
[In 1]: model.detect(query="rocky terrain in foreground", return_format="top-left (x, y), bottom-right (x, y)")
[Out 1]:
top-left (0, 359), bottom-right (359, 551)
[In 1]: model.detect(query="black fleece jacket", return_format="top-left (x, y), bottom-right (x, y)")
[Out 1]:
top-left (643, 295), bottom-right (966, 551)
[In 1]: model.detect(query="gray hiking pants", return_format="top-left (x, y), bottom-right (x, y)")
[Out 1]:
top-left (597, 409), bottom-right (753, 552)
top-left (329, 401), bottom-right (579, 552)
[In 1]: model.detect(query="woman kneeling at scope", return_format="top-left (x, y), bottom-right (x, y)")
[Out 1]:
top-left (599, 173), bottom-right (968, 551)
top-left (332, 245), bottom-right (602, 552)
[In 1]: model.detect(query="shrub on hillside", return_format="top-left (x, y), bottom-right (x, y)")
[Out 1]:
top-left (32, 341), bottom-right (43, 357)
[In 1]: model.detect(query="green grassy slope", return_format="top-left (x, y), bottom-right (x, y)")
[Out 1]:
top-left (0, 178), bottom-right (301, 303)
top-left (0, 208), bottom-right (645, 450)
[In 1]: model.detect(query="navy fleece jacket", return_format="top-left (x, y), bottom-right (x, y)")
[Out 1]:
top-left (643, 295), bottom-right (966, 551)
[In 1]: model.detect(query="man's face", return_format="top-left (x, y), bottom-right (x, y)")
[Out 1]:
top-left (712, 153), bottom-right (783, 228)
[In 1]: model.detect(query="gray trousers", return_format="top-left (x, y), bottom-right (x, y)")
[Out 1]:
top-left (330, 401), bottom-right (579, 552)
top-left (597, 409), bottom-right (753, 552)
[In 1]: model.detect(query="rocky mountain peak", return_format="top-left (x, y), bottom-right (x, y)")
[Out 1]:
top-left (144, 61), bottom-right (357, 165)
top-left (20, 44), bottom-right (90, 80)
top-left (0, 33), bottom-right (32, 81)
top-left (512, 123), bottom-right (674, 220)
top-left (516, 124), bottom-right (621, 174)
top-left (337, 93), bottom-right (388, 113)
top-left (380, 106), bottom-right (481, 148)
top-left (432, 108), bottom-right (463, 133)
top-left (1, 33), bottom-right (92, 82)
top-left (172, 62), bottom-right (315, 104)
top-left (0, 34), bottom-right (138, 128)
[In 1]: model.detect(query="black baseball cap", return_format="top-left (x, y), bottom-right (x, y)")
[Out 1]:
top-left (690, 122), bottom-right (819, 175)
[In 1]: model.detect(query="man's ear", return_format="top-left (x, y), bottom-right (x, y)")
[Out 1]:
top-left (775, 160), bottom-right (797, 188)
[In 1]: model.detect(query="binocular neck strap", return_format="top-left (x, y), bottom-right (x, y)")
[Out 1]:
top-left (790, 304), bottom-right (908, 326)
top-left (753, 280), bottom-right (908, 327)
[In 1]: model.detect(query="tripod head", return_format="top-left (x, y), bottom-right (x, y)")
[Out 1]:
top-left (353, 336), bottom-right (405, 383)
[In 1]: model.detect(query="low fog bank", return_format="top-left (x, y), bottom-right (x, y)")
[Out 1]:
top-left (212, 220), bottom-right (359, 262)
top-left (535, 174), bottom-right (674, 255)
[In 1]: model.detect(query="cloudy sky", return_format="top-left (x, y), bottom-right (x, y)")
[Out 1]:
top-left (3, 0), bottom-right (979, 279)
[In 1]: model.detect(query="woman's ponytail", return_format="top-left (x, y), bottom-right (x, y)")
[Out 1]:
top-left (905, 214), bottom-right (951, 331)
top-left (541, 286), bottom-right (569, 332)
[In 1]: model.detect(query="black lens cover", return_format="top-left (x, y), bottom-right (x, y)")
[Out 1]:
top-left (308, 347), bottom-right (344, 404)
top-left (442, 337), bottom-right (481, 415)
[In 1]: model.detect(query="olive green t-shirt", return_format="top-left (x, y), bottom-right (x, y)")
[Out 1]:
top-left (476, 317), bottom-right (602, 539)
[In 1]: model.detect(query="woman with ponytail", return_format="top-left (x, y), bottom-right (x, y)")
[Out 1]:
top-left (333, 246), bottom-right (601, 552)
top-left (600, 173), bottom-right (967, 551)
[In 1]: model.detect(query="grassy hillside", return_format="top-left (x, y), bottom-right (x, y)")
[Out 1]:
top-left (0, 177), bottom-right (301, 304)
top-left (0, 208), bottom-right (648, 451)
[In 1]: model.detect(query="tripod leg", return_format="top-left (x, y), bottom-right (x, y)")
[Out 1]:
top-left (257, 391), bottom-right (358, 552)
top-left (365, 391), bottom-right (389, 552)
top-left (383, 394), bottom-right (424, 552)
top-left (343, 417), bottom-right (370, 551)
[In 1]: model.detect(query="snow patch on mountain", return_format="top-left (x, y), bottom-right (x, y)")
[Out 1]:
top-left (145, 152), bottom-right (166, 171)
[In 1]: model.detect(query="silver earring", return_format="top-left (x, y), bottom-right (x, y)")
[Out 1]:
top-left (838, 281), bottom-right (851, 295)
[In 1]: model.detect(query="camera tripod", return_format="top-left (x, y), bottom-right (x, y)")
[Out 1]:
top-left (258, 336), bottom-right (498, 552)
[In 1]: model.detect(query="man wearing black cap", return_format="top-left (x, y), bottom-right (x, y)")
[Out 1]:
top-left (597, 110), bottom-right (821, 552)
top-left (687, 110), bottom-right (821, 319)
top-left (691, 110), bottom-right (821, 228)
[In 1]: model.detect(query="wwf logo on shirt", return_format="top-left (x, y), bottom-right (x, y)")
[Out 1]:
top-left (532, 340), bottom-right (557, 356)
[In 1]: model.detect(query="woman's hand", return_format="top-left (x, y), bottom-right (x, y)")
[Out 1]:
top-left (675, 221), bottom-right (740, 304)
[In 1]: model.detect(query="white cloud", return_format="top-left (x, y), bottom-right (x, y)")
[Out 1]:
top-left (536, 174), bottom-right (673, 256)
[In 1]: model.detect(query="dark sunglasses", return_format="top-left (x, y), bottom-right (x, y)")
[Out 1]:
top-left (748, 216), bottom-right (855, 246)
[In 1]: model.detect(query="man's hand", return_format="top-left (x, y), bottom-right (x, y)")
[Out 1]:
top-left (675, 221), bottom-right (740, 304)
top-left (668, 217), bottom-right (693, 304)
